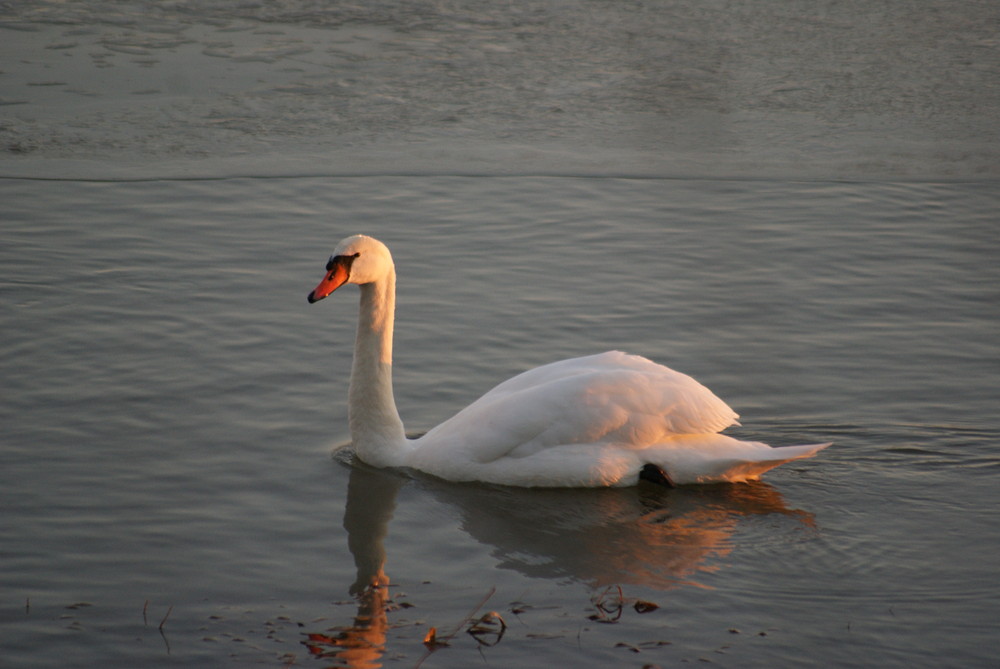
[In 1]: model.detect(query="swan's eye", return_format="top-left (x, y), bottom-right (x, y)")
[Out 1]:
top-left (326, 252), bottom-right (361, 272)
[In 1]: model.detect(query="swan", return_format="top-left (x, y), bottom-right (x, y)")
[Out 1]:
top-left (308, 234), bottom-right (829, 487)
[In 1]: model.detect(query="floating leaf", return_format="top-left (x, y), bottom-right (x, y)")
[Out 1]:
top-left (634, 600), bottom-right (659, 613)
top-left (423, 626), bottom-right (449, 648)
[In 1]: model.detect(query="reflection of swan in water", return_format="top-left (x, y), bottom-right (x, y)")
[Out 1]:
top-left (416, 467), bottom-right (816, 589)
top-left (305, 458), bottom-right (816, 665)
top-left (303, 465), bottom-right (403, 668)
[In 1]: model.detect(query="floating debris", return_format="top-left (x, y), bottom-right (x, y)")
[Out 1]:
top-left (615, 641), bottom-right (641, 653)
top-left (413, 587), bottom-right (498, 668)
top-left (634, 600), bottom-right (660, 614)
top-left (422, 626), bottom-right (449, 648)
top-left (159, 605), bottom-right (173, 631)
top-left (467, 611), bottom-right (506, 646)
top-left (588, 585), bottom-right (624, 623)
top-left (509, 601), bottom-right (530, 615)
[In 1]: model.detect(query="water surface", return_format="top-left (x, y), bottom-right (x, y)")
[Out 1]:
top-left (2, 2), bottom-right (999, 668)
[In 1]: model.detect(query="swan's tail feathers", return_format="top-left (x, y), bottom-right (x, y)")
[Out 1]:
top-left (771, 442), bottom-right (832, 460)
top-left (695, 442), bottom-right (832, 484)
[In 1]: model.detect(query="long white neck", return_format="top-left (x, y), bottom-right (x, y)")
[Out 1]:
top-left (349, 267), bottom-right (407, 467)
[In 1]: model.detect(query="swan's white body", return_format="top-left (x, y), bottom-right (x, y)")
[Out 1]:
top-left (309, 235), bottom-right (829, 487)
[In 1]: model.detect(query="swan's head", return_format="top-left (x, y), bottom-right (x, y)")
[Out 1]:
top-left (307, 234), bottom-right (394, 303)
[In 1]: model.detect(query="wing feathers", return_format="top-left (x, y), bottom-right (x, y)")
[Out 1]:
top-left (422, 352), bottom-right (739, 463)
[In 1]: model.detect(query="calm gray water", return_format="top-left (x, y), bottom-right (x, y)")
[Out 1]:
top-left (2, 2), bottom-right (999, 668)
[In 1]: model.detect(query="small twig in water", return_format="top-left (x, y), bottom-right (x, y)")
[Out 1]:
top-left (467, 611), bottom-right (507, 647)
top-left (443, 586), bottom-right (497, 641)
top-left (157, 605), bottom-right (174, 655)
top-left (143, 600), bottom-right (149, 626)
top-left (588, 585), bottom-right (625, 623)
top-left (414, 586), bottom-right (498, 669)
top-left (159, 605), bottom-right (173, 631)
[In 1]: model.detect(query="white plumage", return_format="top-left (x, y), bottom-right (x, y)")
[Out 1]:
top-left (309, 235), bottom-right (828, 487)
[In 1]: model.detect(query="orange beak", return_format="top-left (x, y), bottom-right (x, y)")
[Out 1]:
top-left (308, 262), bottom-right (350, 303)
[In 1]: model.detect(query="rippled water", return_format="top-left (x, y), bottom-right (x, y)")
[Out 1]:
top-left (3, 0), bottom-right (999, 179)
top-left (2, 2), bottom-right (999, 668)
top-left (3, 176), bottom-right (997, 667)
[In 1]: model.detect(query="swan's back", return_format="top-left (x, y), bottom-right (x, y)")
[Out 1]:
top-left (406, 351), bottom-right (818, 486)
top-left (479, 351), bottom-right (737, 432)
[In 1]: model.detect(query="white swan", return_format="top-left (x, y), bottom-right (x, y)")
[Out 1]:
top-left (308, 234), bottom-right (829, 487)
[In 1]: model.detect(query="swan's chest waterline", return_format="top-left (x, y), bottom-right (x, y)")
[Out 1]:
top-left (347, 278), bottom-right (407, 467)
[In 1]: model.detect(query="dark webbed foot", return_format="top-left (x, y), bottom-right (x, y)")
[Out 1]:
top-left (639, 463), bottom-right (675, 488)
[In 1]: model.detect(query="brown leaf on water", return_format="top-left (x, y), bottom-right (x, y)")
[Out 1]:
top-left (423, 626), bottom-right (449, 648)
top-left (615, 642), bottom-right (641, 653)
top-left (634, 600), bottom-right (659, 613)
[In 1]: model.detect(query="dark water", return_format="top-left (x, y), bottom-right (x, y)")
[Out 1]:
top-left (3, 176), bottom-right (998, 668)
top-left (2, 2), bottom-right (1000, 668)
